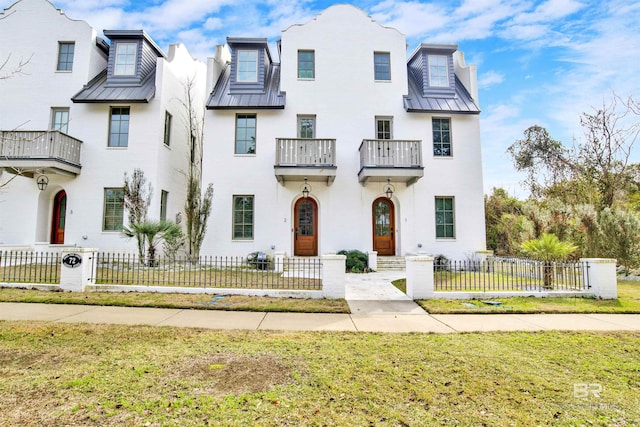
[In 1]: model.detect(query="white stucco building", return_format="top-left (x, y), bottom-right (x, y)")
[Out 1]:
top-left (202, 5), bottom-right (486, 260)
top-left (0, 0), bottom-right (205, 251)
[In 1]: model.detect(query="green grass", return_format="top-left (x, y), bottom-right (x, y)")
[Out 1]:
top-left (391, 279), bottom-right (640, 314)
top-left (0, 322), bottom-right (638, 426)
top-left (0, 287), bottom-right (349, 313)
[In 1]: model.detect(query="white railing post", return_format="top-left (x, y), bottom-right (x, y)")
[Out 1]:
top-left (322, 254), bottom-right (346, 299)
top-left (274, 251), bottom-right (286, 273)
top-left (580, 258), bottom-right (617, 299)
top-left (60, 248), bottom-right (98, 292)
top-left (405, 255), bottom-right (434, 299)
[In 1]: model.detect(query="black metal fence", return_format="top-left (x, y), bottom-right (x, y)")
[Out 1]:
top-left (0, 251), bottom-right (61, 284)
top-left (434, 257), bottom-right (590, 292)
top-left (92, 253), bottom-right (322, 290)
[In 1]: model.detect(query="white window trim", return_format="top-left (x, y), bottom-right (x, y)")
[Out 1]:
top-left (428, 55), bottom-right (449, 87)
top-left (375, 116), bottom-right (393, 140)
top-left (51, 107), bottom-right (70, 134)
top-left (297, 115), bottom-right (316, 139)
top-left (297, 50), bottom-right (315, 80)
top-left (114, 42), bottom-right (138, 76)
top-left (237, 50), bottom-right (259, 83)
top-left (374, 51), bottom-right (391, 81)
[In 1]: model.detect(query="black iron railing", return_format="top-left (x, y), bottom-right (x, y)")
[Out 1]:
top-left (434, 257), bottom-right (590, 292)
top-left (0, 251), bottom-right (61, 284)
top-left (93, 253), bottom-right (322, 290)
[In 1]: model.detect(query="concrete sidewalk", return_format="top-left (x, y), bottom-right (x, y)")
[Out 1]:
top-left (2, 302), bottom-right (640, 333)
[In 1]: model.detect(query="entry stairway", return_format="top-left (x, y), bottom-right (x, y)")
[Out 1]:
top-left (376, 256), bottom-right (406, 271)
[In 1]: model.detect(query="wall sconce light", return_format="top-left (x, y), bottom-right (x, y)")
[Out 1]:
top-left (301, 177), bottom-right (312, 198)
top-left (382, 178), bottom-right (395, 199)
top-left (175, 212), bottom-right (182, 224)
top-left (36, 175), bottom-right (49, 191)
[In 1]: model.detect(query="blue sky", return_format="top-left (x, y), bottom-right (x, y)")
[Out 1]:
top-left (8, 0), bottom-right (640, 197)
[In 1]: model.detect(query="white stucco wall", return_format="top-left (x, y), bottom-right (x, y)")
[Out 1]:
top-left (0, 0), bottom-right (205, 252)
top-left (201, 5), bottom-right (487, 260)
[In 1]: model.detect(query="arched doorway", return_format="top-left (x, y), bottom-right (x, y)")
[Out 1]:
top-left (372, 197), bottom-right (395, 256)
top-left (51, 190), bottom-right (67, 244)
top-left (294, 197), bottom-right (318, 256)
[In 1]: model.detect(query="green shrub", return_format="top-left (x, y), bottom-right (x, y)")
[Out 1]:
top-left (433, 254), bottom-right (450, 271)
top-left (337, 249), bottom-right (369, 273)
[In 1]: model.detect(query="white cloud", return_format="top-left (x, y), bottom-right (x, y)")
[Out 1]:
top-left (479, 70), bottom-right (505, 87)
top-left (513, 0), bottom-right (585, 24)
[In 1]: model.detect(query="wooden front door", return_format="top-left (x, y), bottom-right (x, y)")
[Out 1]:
top-left (372, 197), bottom-right (395, 256)
top-left (51, 190), bottom-right (67, 244)
top-left (294, 198), bottom-right (318, 256)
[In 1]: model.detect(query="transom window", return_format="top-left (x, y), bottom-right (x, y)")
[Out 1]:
top-left (237, 50), bottom-right (258, 82)
top-left (298, 50), bottom-right (315, 79)
top-left (374, 52), bottom-right (391, 81)
top-left (235, 114), bottom-right (256, 154)
top-left (376, 117), bottom-right (393, 139)
top-left (51, 108), bottom-right (70, 134)
top-left (57, 42), bottom-right (75, 71)
top-left (432, 118), bottom-right (451, 156)
top-left (103, 188), bottom-right (124, 231)
top-left (114, 43), bottom-right (137, 76)
top-left (428, 55), bottom-right (449, 87)
top-left (233, 195), bottom-right (254, 239)
top-left (298, 115), bottom-right (315, 138)
top-left (435, 197), bottom-right (455, 238)
top-left (109, 107), bottom-right (130, 147)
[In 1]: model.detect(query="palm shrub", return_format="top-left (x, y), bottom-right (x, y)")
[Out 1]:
top-left (124, 220), bottom-right (182, 266)
top-left (520, 233), bottom-right (577, 289)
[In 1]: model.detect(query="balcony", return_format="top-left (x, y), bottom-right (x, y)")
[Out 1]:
top-left (358, 139), bottom-right (423, 185)
top-left (275, 138), bottom-right (337, 185)
top-left (0, 130), bottom-right (82, 176)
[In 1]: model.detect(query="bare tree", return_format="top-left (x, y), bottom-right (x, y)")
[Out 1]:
top-left (0, 53), bottom-right (31, 80)
top-left (508, 93), bottom-right (640, 208)
top-left (123, 169), bottom-right (153, 260)
top-left (175, 75), bottom-right (213, 262)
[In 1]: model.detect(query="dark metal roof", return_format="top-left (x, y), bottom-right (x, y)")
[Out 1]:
top-left (403, 75), bottom-right (480, 114)
top-left (206, 63), bottom-right (286, 110)
top-left (71, 69), bottom-right (156, 103)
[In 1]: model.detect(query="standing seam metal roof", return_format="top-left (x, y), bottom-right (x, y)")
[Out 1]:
top-left (71, 69), bottom-right (156, 103)
top-left (403, 75), bottom-right (480, 114)
top-left (206, 63), bottom-right (286, 110)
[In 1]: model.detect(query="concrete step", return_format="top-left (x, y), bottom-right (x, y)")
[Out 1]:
top-left (376, 256), bottom-right (406, 271)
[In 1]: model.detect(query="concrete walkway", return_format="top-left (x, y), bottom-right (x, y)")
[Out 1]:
top-left (2, 302), bottom-right (640, 333)
top-left (345, 271), bottom-right (427, 314)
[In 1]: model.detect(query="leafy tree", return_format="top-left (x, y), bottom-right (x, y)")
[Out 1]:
top-left (123, 169), bottom-right (153, 260)
top-left (508, 94), bottom-right (640, 208)
top-left (597, 208), bottom-right (640, 274)
top-left (521, 233), bottom-right (577, 289)
top-left (123, 220), bottom-right (181, 266)
top-left (185, 180), bottom-right (213, 263)
top-left (484, 188), bottom-right (523, 254)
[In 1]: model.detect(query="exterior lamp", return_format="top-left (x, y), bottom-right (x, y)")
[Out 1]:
top-left (36, 175), bottom-right (49, 191)
top-left (301, 177), bottom-right (312, 198)
top-left (383, 178), bottom-right (394, 199)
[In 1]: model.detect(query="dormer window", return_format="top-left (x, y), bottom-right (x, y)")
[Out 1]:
top-left (428, 55), bottom-right (449, 87)
top-left (114, 43), bottom-right (137, 76)
top-left (237, 50), bottom-right (258, 82)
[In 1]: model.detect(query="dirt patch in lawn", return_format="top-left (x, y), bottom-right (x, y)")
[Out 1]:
top-left (169, 353), bottom-right (295, 396)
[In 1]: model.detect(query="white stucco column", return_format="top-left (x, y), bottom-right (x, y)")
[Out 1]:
top-left (405, 255), bottom-right (434, 299)
top-left (322, 254), bottom-right (346, 299)
top-left (274, 251), bottom-right (286, 273)
top-left (60, 248), bottom-right (98, 292)
top-left (368, 251), bottom-right (378, 271)
top-left (581, 258), bottom-right (617, 299)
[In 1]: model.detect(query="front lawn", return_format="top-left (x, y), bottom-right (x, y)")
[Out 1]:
top-left (393, 279), bottom-right (640, 314)
top-left (0, 287), bottom-right (349, 313)
top-left (0, 322), bottom-right (637, 425)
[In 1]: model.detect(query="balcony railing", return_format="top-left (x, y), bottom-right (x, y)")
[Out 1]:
top-left (275, 138), bottom-right (337, 185)
top-left (358, 139), bottom-right (424, 185)
top-left (0, 130), bottom-right (82, 175)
